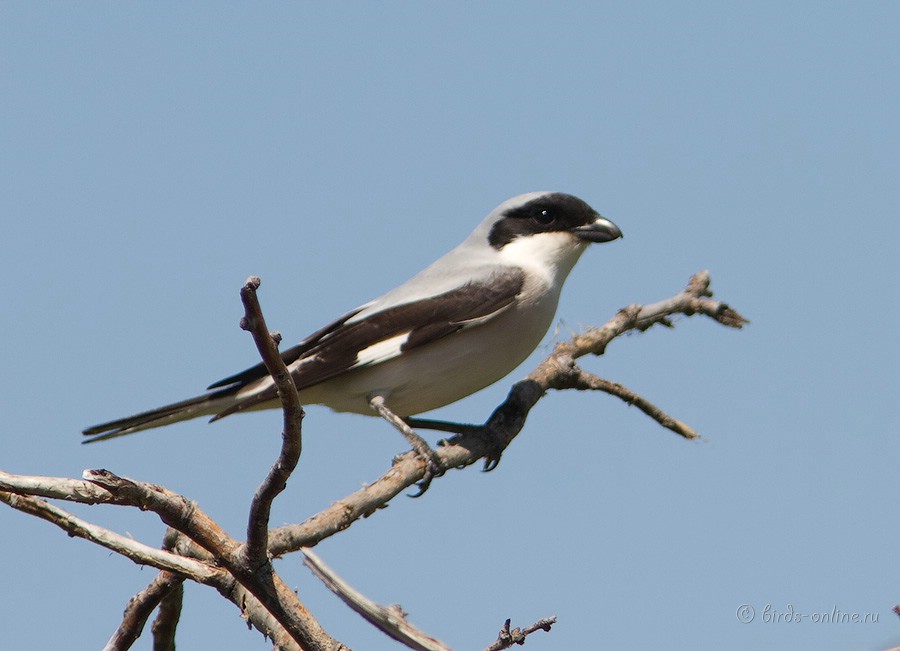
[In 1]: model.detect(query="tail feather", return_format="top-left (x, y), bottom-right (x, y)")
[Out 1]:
top-left (81, 386), bottom-right (240, 444)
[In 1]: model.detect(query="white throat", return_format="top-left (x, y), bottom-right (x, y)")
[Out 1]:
top-left (496, 232), bottom-right (588, 287)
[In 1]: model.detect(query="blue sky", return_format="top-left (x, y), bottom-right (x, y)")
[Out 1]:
top-left (1, 3), bottom-right (898, 650)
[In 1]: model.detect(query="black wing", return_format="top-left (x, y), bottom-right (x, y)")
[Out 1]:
top-left (206, 306), bottom-right (364, 390)
top-left (210, 269), bottom-right (525, 418)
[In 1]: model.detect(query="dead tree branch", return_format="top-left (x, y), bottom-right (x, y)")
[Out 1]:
top-left (239, 276), bottom-right (305, 567)
top-left (0, 468), bottom-right (336, 650)
top-left (268, 271), bottom-right (746, 555)
top-left (0, 278), bottom-right (340, 650)
top-left (104, 569), bottom-right (182, 651)
top-left (303, 548), bottom-right (452, 651)
top-left (150, 577), bottom-right (182, 651)
top-left (482, 617), bottom-right (558, 651)
top-left (0, 270), bottom-right (745, 649)
top-left (0, 489), bottom-right (219, 582)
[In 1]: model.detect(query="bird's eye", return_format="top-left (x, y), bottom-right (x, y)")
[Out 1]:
top-left (532, 209), bottom-right (555, 225)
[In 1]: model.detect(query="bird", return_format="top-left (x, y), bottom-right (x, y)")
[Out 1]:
top-left (83, 191), bottom-right (622, 444)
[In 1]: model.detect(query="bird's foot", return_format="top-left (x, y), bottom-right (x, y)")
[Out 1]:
top-left (370, 396), bottom-right (445, 496)
top-left (405, 416), bottom-right (505, 472)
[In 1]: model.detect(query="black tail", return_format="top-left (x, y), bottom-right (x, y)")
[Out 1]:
top-left (81, 386), bottom-right (240, 444)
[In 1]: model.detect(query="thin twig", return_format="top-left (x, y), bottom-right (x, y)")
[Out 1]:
top-left (149, 529), bottom-right (187, 651)
top-left (0, 490), bottom-right (218, 581)
top-left (102, 571), bottom-right (183, 651)
top-left (0, 470), bottom-right (128, 503)
top-left (239, 276), bottom-right (304, 568)
top-left (106, 530), bottom-right (191, 651)
top-left (150, 577), bottom-right (183, 651)
top-left (565, 369), bottom-right (700, 440)
top-left (482, 617), bottom-right (558, 651)
top-left (303, 548), bottom-right (451, 651)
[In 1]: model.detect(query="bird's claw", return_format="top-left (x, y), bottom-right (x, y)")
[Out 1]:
top-left (408, 448), bottom-right (446, 497)
top-left (481, 454), bottom-right (502, 472)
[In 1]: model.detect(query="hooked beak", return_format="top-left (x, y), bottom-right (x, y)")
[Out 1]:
top-left (573, 216), bottom-right (622, 243)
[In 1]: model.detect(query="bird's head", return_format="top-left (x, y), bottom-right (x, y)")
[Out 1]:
top-left (480, 191), bottom-right (622, 280)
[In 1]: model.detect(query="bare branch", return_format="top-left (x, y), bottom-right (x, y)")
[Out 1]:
top-left (0, 470), bottom-right (126, 503)
top-left (0, 481), bottom-right (328, 649)
top-left (268, 451), bottom-right (425, 556)
top-left (269, 271), bottom-right (745, 555)
top-left (102, 571), bottom-right (183, 651)
top-left (82, 469), bottom-right (339, 650)
top-left (2, 466), bottom-right (341, 650)
top-left (147, 530), bottom-right (188, 651)
top-left (2, 275), bottom-right (341, 650)
top-left (104, 530), bottom-right (192, 651)
top-left (150, 578), bottom-right (182, 651)
top-left (0, 490), bottom-right (218, 581)
top-left (482, 617), bottom-right (557, 651)
top-left (81, 468), bottom-right (239, 557)
top-left (561, 368), bottom-right (699, 440)
top-left (468, 270), bottom-right (745, 463)
top-left (540, 270), bottom-right (746, 367)
top-left (238, 276), bottom-right (305, 567)
top-left (303, 548), bottom-right (451, 651)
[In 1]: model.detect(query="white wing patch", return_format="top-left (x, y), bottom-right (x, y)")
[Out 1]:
top-left (354, 332), bottom-right (411, 368)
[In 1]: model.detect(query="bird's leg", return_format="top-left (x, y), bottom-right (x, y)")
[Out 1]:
top-left (369, 395), bottom-right (444, 495)
top-left (407, 416), bottom-right (504, 471)
top-left (403, 416), bottom-right (481, 436)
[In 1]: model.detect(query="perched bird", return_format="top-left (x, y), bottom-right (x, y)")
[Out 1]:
top-left (83, 191), bottom-right (621, 443)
